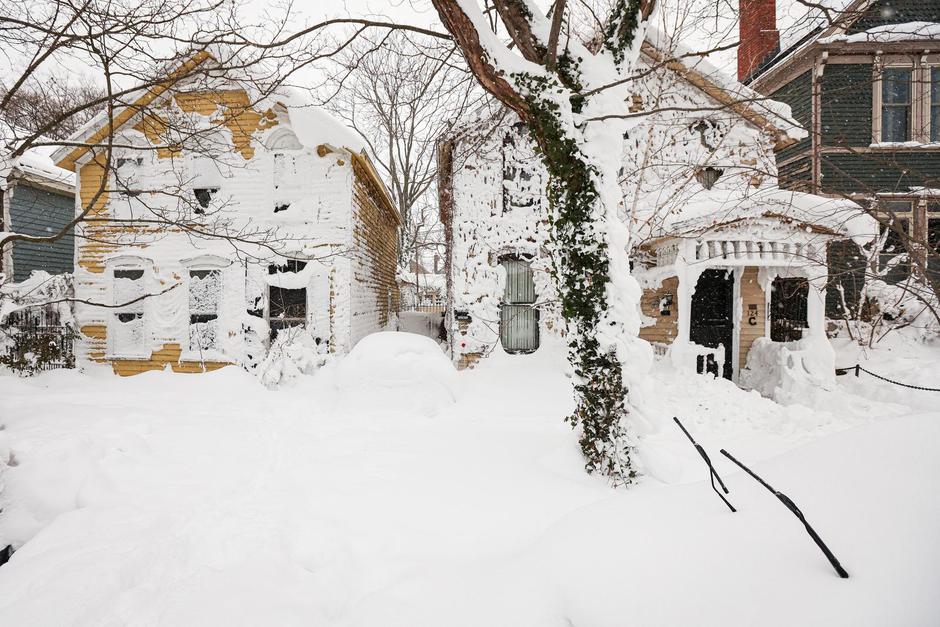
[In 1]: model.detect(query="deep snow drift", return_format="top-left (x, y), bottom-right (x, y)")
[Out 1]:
top-left (0, 333), bottom-right (938, 626)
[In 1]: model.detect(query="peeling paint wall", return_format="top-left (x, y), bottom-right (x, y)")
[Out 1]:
top-left (70, 86), bottom-right (395, 375)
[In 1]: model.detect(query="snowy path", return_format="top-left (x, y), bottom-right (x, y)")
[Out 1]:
top-left (0, 338), bottom-right (937, 626)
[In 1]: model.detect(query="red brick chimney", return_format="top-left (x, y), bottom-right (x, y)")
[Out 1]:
top-left (738, 0), bottom-right (780, 83)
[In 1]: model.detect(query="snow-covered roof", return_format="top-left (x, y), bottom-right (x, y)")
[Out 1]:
top-left (651, 188), bottom-right (877, 247)
top-left (642, 27), bottom-right (806, 146)
top-left (273, 88), bottom-right (368, 155)
top-left (0, 121), bottom-right (75, 191)
top-left (819, 20), bottom-right (940, 44)
top-left (50, 51), bottom-right (375, 170)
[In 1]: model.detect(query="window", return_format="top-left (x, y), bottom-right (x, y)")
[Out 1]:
top-left (770, 277), bottom-right (809, 342)
top-left (268, 260), bottom-right (307, 340)
top-left (879, 218), bottom-right (911, 283)
top-left (932, 68), bottom-right (940, 143)
top-left (881, 68), bottom-right (912, 142)
top-left (193, 188), bottom-right (218, 212)
top-left (189, 269), bottom-right (221, 352)
top-left (112, 267), bottom-right (146, 357)
top-left (695, 167), bottom-right (724, 190)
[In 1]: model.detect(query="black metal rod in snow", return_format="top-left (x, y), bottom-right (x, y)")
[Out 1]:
top-left (673, 417), bottom-right (736, 513)
top-left (719, 449), bottom-right (850, 579)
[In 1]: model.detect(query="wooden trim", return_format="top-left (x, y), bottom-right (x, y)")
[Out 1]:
top-left (55, 51), bottom-right (214, 172)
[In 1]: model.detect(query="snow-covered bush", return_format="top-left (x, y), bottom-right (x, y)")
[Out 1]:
top-left (334, 332), bottom-right (457, 417)
top-left (254, 327), bottom-right (330, 388)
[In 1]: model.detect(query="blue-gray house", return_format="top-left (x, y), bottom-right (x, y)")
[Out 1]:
top-left (1, 151), bottom-right (75, 282)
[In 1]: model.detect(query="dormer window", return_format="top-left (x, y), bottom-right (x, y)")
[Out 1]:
top-left (695, 167), bottom-right (723, 190)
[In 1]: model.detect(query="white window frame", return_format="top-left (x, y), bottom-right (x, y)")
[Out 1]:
top-left (873, 55), bottom-right (940, 145)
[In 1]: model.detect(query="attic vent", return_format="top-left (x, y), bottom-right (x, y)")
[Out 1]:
top-left (193, 188), bottom-right (219, 212)
top-left (695, 167), bottom-right (723, 190)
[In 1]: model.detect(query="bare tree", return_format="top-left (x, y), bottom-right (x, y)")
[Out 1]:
top-left (322, 31), bottom-right (482, 269)
top-left (0, 0), bottom-right (451, 279)
top-left (0, 75), bottom-right (105, 140)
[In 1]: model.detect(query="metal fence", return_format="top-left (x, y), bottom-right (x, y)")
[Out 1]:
top-left (2, 307), bottom-right (76, 373)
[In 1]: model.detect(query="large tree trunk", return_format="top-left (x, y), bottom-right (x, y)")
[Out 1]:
top-left (431, 0), bottom-right (654, 482)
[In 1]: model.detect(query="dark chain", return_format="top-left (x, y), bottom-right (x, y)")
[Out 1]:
top-left (836, 364), bottom-right (940, 392)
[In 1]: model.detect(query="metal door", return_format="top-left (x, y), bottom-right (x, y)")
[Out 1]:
top-left (499, 258), bottom-right (539, 353)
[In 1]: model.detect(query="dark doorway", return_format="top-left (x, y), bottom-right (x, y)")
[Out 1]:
top-left (690, 269), bottom-right (734, 380)
top-left (770, 277), bottom-right (809, 342)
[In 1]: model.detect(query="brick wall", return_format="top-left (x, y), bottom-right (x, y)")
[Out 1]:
top-left (738, 0), bottom-right (780, 82)
top-left (348, 158), bottom-right (400, 347)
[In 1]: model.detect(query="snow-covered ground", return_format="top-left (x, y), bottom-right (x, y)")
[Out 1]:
top-left (0, 332), bottom-right (938, 626)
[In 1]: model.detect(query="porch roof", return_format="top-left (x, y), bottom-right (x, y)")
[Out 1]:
top-left (644, 188), bottom-right (876, 247)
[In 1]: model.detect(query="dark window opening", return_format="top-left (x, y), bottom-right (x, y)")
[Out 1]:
top-left (882, 68), bottom-right (912, 142)
top-left (770, 277), bottom-right (808, 342)
top-left (193, 188), bottom-right (218, 213)
top-left (695, 167), bottom-right (724, 190)
top-left (114, 268), bottom-right (144, 281)
top-left (116, 312), bottom-right (142, 323)
top-left (268, 259), bottom-right (307, 274)
top-left (268, 286), bottom-right (307, 340)
top-left (116, 157), bottom-right (143, 168)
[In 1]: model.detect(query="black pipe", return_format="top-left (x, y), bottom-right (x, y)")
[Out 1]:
top-left (720, 448), bottom-right (849, 579)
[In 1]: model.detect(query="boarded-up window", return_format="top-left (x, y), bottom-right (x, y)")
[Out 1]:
top-left (499, 258), bottom-right (539, 353)
top-left (189, 269), bottom-right (221, 352)
top-left (112, 267), bottom-right (145, 356)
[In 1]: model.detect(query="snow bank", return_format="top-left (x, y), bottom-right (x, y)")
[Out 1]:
top-left (334, 332), bottom-right (457, 417)
top-left (0, 340), bottom-right (935, 625)
top-left (740, 336), bottom-right (836, 405)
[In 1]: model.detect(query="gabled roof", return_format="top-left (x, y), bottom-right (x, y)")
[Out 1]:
top-left (48, 51), bottom-right (399, 224)
top-left (640, 28), bottom-right (805, 150)
top-left (751, 0), bottom-right (940, 86)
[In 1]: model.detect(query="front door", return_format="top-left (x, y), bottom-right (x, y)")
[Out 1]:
top-left (690, 269), bottom-right (734, 380)
top-left (499, 258), bottom-right (539, 353)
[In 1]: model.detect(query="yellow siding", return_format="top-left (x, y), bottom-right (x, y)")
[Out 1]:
top-left (738, 266), bottom-right (766, 368)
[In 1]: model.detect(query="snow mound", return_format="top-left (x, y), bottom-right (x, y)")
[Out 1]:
top-left (334, 332), bottom-right (457, 417)
top-left (740, 336), bottom-right (836, 405)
